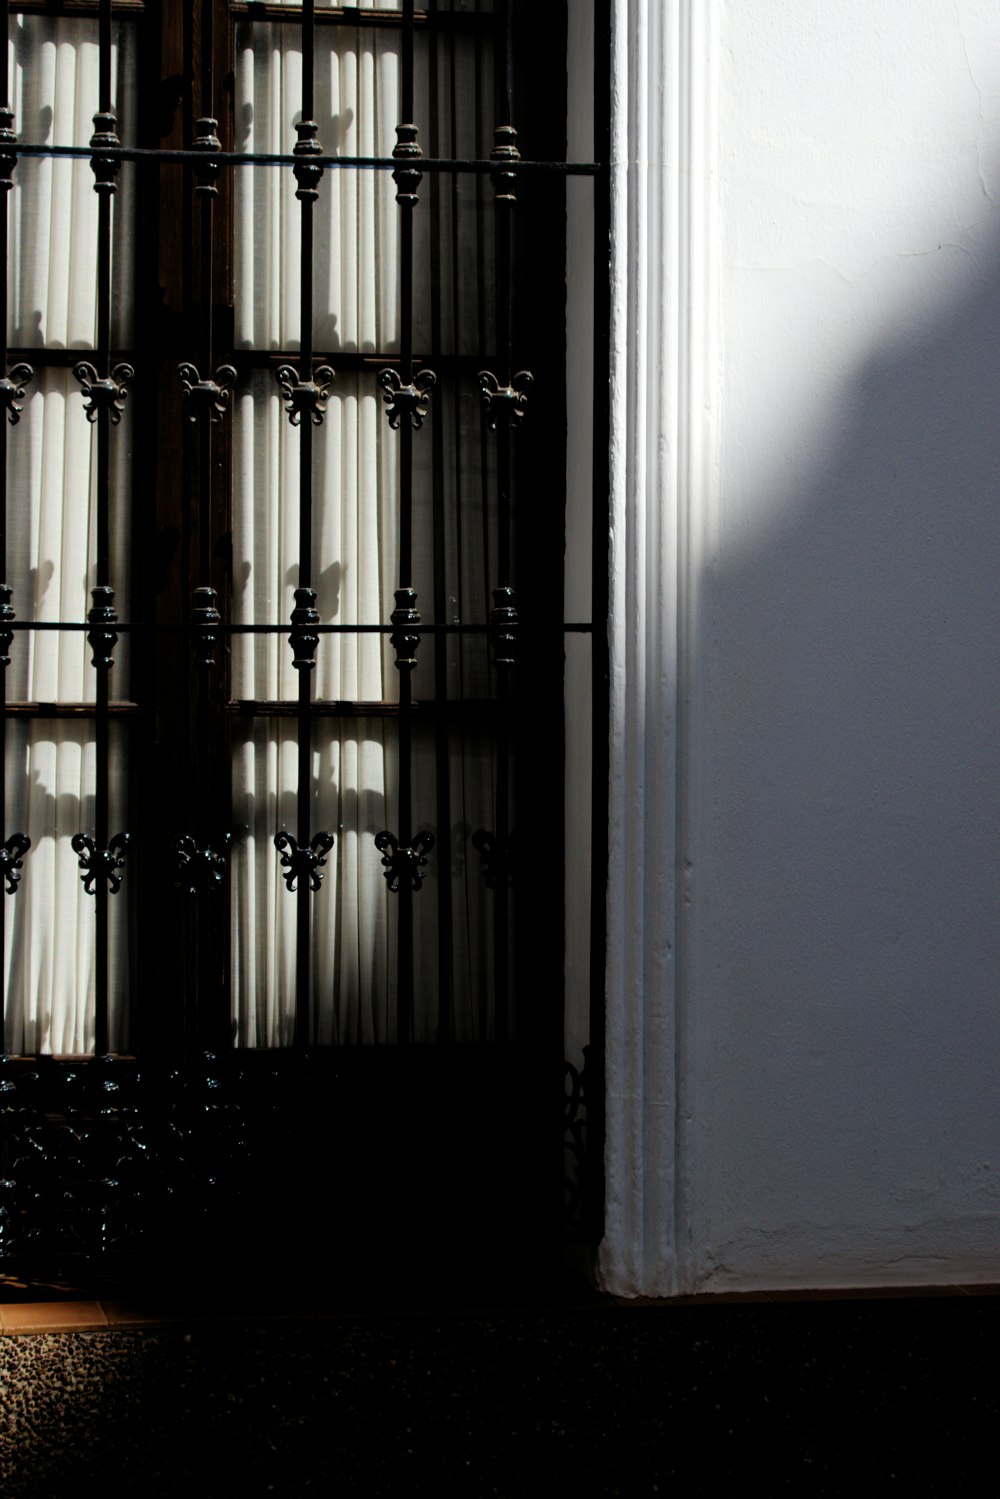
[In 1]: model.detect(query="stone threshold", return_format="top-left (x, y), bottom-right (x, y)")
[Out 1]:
top-left (1, 1282), bottom-right (998, 1333)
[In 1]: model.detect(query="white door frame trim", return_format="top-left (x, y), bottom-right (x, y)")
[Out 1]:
top-left (600, 0), bottom-right (719, 1298)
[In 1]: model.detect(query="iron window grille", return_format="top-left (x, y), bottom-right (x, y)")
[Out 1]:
top-left (0, 0), bottom-right (606, 1281)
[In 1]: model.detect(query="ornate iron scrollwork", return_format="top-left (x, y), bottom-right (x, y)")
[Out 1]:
top-left (374, 829), bottom-right (435, 893)
top-left (0, 833), bottom-right (30, 895)
top-left (293, 118), bottom-right (324, 202)
top-left (478, 369), bottom-right (533, 430)
top-left (490, 122), bottom-right (521, 201)
top-left (71, 832), bottom-right (130, 895)
top-left (470, 828), bottom-right (513, 890)
top-left (87, 586), bottom-right (118, 669)
top-left (73, 361), bottom-right (134, 424)
top-left (377, 366), bottom-right (436, 430)
top-left (178, 362), bottom-right (238, 424)
top-left (274, 830), bottom-right (334, 893)
top-left (0, 362), bottom-right (33, 426)
top-left (392, 121), bottom-right (423, 205)
top-left (89, 108), bottom-right (120, 195)
top-left (276, 365), bottom-right (334, 427)
top-left (174, 834), bottom-right (232, 895)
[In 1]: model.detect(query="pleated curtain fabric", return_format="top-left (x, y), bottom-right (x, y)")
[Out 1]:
top-left (232, 17), bottom-right (403, 1045)
top-left (3, 16), bottom-right (132, 1054)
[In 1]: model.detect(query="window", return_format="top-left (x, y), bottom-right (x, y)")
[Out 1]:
top-left (0, 0), bottom-right (599, 1278)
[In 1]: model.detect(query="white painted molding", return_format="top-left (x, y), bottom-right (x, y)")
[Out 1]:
top-left (599, 0), bottom-right (719, 1298)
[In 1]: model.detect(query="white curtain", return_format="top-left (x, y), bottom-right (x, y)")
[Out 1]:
top-left (231, 17), bottom-right (499, 1044)
top-left (233, 21), bottom-right (403, 1044)
top-left (3, 18), bottom-right (134, 1054)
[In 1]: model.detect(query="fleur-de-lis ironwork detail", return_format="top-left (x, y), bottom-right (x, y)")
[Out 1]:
top-left (178, 362), bottom-right (237, 424)
top-left (389, 587), bottom-right (421, 672)
top-left (89, 108), bottom-right (121, 195)
top-left (478, 369), bottom-right (533, 430)
top-left (0, 833), bottom-right (30, 895)
top-left (471, 828), bottom-right (513, 890)
top-left (190, 586), bottom-right (221, 669)
top-left (490, 123), bottom-right (521, 201)
top-left (71, 832), bottom-right (130, 895)
top-left (0, 584), bottom-right (14, 667)
top-left (289, 587), bottom-right (320, 670)
top-left (488, 586), bottom-right (518, 669)
top-left (293, 118), bottom-right (324, 202)
top-left (87, 586), bottom-right (118, 669)
top-left (174, 834), bottom-right (232, 895)
top-left (377, 366), bottom-right (436, 430)
top-left (192, 116), bottom-right (221, 196)
top-left (374, 829), bottom-right (435, 893)
top-left (274, 830), bottom-right (334, 893)
top-left (73, 361), bottom-right (134, 424)
top-left (0, 362), bottom-right (33, 425)
top-left (392, 121), bottom-right (422, 205)
top-left (275, 365), bottom-right (334, 427)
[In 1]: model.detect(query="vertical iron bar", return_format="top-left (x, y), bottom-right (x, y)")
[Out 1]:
top-left (94, 0), bottom-right (114, 1056)
top-left (427, 0), bottom-right (453, 1043)
top-left (292, 0), bottom-right (320, 1049)
top-left (398, 0), bottom-right (417, 1042)
top-left (0, 15), bottom-right (31, 1049)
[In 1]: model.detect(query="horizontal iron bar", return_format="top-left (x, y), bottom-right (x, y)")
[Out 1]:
top-left (231, 3), bottom-right (485, 27)
top-left (6, 700), bottom-right (139, 715)
top-left (228, 697), bottom-right (502, 717)
top-left (8, 348), bottom-right (499, 373)
top-left (4, 621), bottom-right (594, 634)
top-left (12, 144), bottom-right (600, 175)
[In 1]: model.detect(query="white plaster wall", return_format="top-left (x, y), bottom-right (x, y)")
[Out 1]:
top-left (683, 0), bottom-right (1000, 1290)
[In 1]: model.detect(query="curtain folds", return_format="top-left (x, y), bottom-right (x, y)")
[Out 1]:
top-left (3, 19), bottom-right (133, 1054)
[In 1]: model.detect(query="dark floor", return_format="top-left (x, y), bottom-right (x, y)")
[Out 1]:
top-left (1, 1282), bottom-right (998, 1496)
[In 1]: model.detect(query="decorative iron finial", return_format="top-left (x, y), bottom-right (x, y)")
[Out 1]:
top-left (274, 830), bottom-right (334, 893)
top-left (190, 586), bottom-right (221, 669)
top-left (87, 586), bottom-right (118, 670)
top-left (89, 109), bottom-right (121, 195)
top-left (490, 123), bottom-right (521, 201)
top-left (289, 587), bottom-right (320, 671)
top-left (389, 588), bottom-right (421, 672)
top-left (377, 366), bottom-right (436, 430)
top-left (192, 116), bottom-right (222, 196)
top-left (0, 833), bottom-right (30, 895)
top-left (178, 363), bottom-right (237, 424)
top-left (488, 586), bottom-right (518, 669)
top-left (478, 369), bottom-right (533, 430)
top-left (374, 829), bottom-right (435, 893)
top-left (0, 106), bottom-right (18, 192)
top-left (71, 832), bottom-right (130, 895)
top-left (73, 362), bottom-right (134, 424)
top-left (0, 584), bottom-right (14, 668)
top-left (293, 119), bottom-right (324, 202)
top-left (391, 122), bottom-right (422, 205)
top-left (0, 363), bottom-right (34, 426)
top-left (174, 834), bottom-right (232, 895)
top-left (276, 364), bottom-right (334, 427)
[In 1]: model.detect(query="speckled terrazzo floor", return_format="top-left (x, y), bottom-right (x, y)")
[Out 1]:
top-left (2, 1294), bottom-right (998, 1496)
